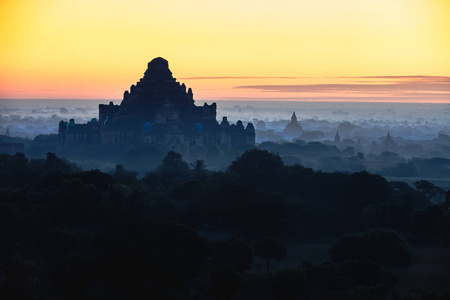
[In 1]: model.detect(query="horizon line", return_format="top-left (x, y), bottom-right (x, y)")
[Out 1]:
top-left (1, 98), bottom-right (449, 104)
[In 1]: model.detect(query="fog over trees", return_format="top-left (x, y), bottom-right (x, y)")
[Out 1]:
top-left (1, 100), bottom-right (450, 189)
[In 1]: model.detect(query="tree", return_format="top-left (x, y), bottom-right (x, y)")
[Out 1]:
top-left (436, 211), bottom-right (450, 246)
top-left (328, 233), bottom-right (369, 262)
top-left (333, 171), bottom-right (391, 212)
top-left (113, 164), bottom-right (138, 185)
top-left (254, 237), bottom-right (287, 272)
top-left (274, 268), bottom-right (305, 300)
top-left (0, 153), bottom-right (31, 187)
top-left (228, 149), bottom-right (284, 188)
top-left (187, 184), bottom-right (290, 238)
top-left (191, 159), bottom-right (207, 180)
top-left (445, 189), bottom-right (450, 210)
top-left (411, 205), bottom-right (444, 243)
top-left (329, 229), bottom-right (410, 266)
top-left (97, 221), bottom-right (210, 289)
top-left (72, 169), bottom-right (115, 189)
top-left (156, 151), bottom-right (190, 185)
top-left (413, 180), bottom-right (445, 202)
top-left (211, 238), bottom-right (253, 272)
top-left (209, 265), bottom-right (243, 300)
top-left (44, 152), bottom-right (73, 174)
top-left (229, 149), bottom-right (283, 175)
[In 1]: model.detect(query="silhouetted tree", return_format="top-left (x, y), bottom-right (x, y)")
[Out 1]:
top-left (302, 259), bottom-right (393, 299)
top-left (414, 180), bottom-right (445, 202)
top-left (191, 159), bottom-right (207, 180)
top-left (97, 221), bottom-right (210, 290)
top-left (44, 152), bottom-right (73, 174)
top-left (328, 233), bottom-right (369, 262)
top-left (333, 171), bottom-right (391, 212)
top-left (113, 164), bottom-right (138, 185)
top-left (411, 205), bottom-right (444, 243)
top-left (329, 229), bottom-right (410, 266)
top-left (59, 253), bottom-right (94, 299)
top-left (72, 169), bottom-right (115, 189)
top-left (445, 190), bottom-right (450, 210)
top-left (209, 265), bottom-right (243, 300)
top-left (341, 259), bottom-right (390, 287)
top-left (436, 211), bottom-right (450, 246)
top-left (368, 229), bottom-right (410, 265)
top-left (187, 184), bottom-right (289, 238)
top-left (254, 237), bottom-right (287, 272)
top-left (5, 249), bottom-right (30, 300)
top-left (274, 267), bottom-right (305, 300)
top-left (211, 238), bottom-right (253, 272)
top-left (156, 151), bottom-right (191, 185)
top-left (228, 149), bottom-right (283, 187)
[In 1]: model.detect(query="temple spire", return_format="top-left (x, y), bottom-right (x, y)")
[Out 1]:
top-left (291, 112), bottom-right (298, 123)
top-left (334, 131), bottom-right (341, 144)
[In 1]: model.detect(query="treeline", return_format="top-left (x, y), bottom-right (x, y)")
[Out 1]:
top-left (5, 133), bottom-right (450, 180)
top-left (0, 150), bottom-right (449, 299)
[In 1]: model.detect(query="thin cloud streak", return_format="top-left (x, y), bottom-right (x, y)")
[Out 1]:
top-left (234, 84), bottom-right (450, 93)
top-left (181, 75), bottom-right (450, 81)
top-left (360, 75), bottom-right (450, 80)
top-left (208, 95), bottom-right (450, 103)
top-left (183, 75), bottom-right (450, 100)
top-left (179, 76), bottom-right (311, 80)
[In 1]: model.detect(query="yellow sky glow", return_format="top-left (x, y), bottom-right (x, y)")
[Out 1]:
top-left (0, 0), bottom-right (449, 102)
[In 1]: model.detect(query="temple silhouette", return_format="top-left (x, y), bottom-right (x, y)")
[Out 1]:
top-left (58, 57), bottom-right (255, 154)
top-left (283, 112), bottom-right (303, 137)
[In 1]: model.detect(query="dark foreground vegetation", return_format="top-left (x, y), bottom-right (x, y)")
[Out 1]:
top-left (0, 150), bottom-right (449, 299)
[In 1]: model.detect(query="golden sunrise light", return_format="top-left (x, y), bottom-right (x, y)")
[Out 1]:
top-left (0, 0), bottom-right (449, 102)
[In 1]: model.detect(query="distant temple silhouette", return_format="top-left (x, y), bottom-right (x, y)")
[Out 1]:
top-left (334, 131), bottom-right (341, 145)
top-left (58, 57), bottom-right (255, 153)
top-left (283, 112), bottom-right (302, 137)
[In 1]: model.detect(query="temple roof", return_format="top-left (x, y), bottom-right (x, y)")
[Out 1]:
top-left (143, 57), bottom-right (173, 81)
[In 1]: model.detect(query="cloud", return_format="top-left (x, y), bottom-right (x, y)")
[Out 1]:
top-left (360, 75), bottom-right (450, 80)
top-left (179, 76), bottom-right (310, 80)
top-left (235, 84), bottom-right (450, 93)
top-left (357, 76), bottom-right (450, 84)
top-left (181, 75), bottom-right (450, 82)
top-left (209, 95), bottom-right (450, 102)
top-left (234, 75), bottom-right (450, 96)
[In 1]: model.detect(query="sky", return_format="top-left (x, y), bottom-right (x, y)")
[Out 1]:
top-left (0, 0), bottom-right (449, 102)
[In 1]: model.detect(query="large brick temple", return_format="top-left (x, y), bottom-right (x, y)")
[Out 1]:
top-left (58, 57), bottom-right (255, 154)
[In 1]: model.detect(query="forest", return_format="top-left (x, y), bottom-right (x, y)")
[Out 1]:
top-left (1, 149), bottom-right (449, 300)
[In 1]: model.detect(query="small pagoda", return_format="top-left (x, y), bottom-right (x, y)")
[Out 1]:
top-left (283, 112), bottom-right (303, 137)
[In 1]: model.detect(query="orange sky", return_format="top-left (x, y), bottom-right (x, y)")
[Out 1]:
top-left (0, 0), bottom-right (449, 102)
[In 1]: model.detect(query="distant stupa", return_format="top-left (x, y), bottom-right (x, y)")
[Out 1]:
top-left (284, 112), bottom-right (302, 136)
top-left (334, 131), bottom-right (341, 145)
top-left (381, 131), bottom-right (396, 151)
